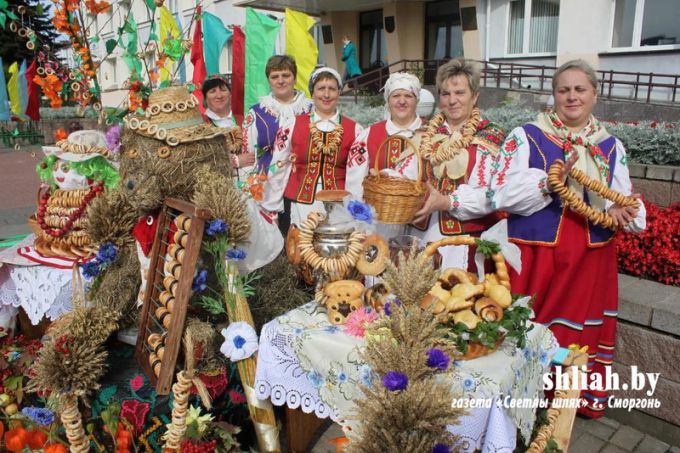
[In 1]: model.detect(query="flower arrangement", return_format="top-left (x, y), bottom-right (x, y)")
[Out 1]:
top-left (347, 303), bottom-right (463, 452)
top-left (616, 200), bottom-right (680, 286)
top-left (81, 241), bottom-right (119, 280)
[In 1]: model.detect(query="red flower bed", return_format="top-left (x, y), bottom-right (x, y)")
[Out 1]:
top-left (616, 200), bottom-right (680, 286)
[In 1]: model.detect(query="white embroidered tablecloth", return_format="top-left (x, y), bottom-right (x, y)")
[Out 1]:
top-left (254, 301), bottom-right (558, 453)
top-left (0, 235), bottom-right (87, 325)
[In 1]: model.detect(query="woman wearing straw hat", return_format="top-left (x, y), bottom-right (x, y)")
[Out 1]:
top-left (394, 58), bottom-right (506, 269)
top-left (242, 55), bottom-right (312, 176)
top-left (261, 67), bottom-right (364, 234)
top-left (488, 60), bottom-right (646, 417)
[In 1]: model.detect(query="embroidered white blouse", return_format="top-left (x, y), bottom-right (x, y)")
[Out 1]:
top-left (205, 109), bottom-right (236, 129)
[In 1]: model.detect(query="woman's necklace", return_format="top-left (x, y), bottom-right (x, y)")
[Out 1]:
top-left (309, 120), bottom-right (344, 156)
top-left (419, 107), bottom-right (481, 166)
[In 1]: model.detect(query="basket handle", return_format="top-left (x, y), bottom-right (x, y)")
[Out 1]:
top-left (373, 136), bottom-right (424, 188)
top-left (420, 236), bottom-right (511, 289)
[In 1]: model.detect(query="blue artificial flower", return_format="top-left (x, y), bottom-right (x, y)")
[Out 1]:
top-left (426, 348), bottom-right (450, 371)
top-left (383, 298), bottom-right (401, 316)
top-left (232, 335), bottom-right (246, 349)
top-left (8, 351), bottom-right (20, 362)
top-left (21, 407), bottom-right (55, 426)
top-left (432, 444), bottom-right (451, 453)
top-left (81, 261), bottom-right (100, 280)
top-left (192, 269), bottom-right (208, 292)
top-left (96, 242), bottom-right (118, 264)
top-left (205, 218), bottom-right (228, 236)
top-left (347, 200), bottom-right (373, 224)
top-left (383, 301), bottom-right (393, 316)
top-left (226, 248), bottom-right (247, 261)
top-left (382, 371), bottom-right (408, 392)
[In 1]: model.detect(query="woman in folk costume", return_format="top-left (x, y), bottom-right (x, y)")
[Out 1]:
top-left (394, 58), bottom-right (506, 269)
top-left (261, 67), bottom-right (364, 234)
top-left (347, 72), bottom-right (423, 201)
top-left (242, 55), bottom-right (312, 175)
top-left (489, 60), bottom-right (646, 418)
top-left (201, 75), bottom-right (254, 178)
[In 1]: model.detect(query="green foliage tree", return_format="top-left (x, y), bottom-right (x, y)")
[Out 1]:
top-left (0, 0), bottom-right (65, 64)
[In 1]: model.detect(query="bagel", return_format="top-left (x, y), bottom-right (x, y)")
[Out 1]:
top-left (355, 234), bottom-right (389, 276)
top-left (286, 224), bottom-right (302, 265)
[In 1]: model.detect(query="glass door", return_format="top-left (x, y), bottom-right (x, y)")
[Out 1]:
top-left (424, 0), bottom-right (462, 84)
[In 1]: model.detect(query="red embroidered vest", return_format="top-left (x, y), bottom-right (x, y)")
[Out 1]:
top-left (412, 142), bottom-right (501, 235)
top-left (366, 121), bottom-right (406, 170)
top-left (283, 114), bottom-right (357, 204)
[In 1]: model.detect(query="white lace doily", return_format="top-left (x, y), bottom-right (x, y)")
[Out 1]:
top-left (255, 317), bottom-right (338, 420)
top-left (0, 263), bottom-right (80, 325)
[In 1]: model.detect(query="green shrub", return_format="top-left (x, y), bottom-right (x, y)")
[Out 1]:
top-left (338, 99), bottom-right (680, 166)
top-left (39, 106), bottom-right (98, 119)
top-left (605, 121), bottom-right (680, 166)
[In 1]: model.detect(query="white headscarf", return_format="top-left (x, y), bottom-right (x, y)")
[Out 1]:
top-left (382, 72), bottom-right (421, 101)
top-left (309, 66), bottom-right (344, 93)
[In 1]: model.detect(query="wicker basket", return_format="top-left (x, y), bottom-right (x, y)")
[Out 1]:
top-left (421, 236), bottom-right (511, 360)
top-left (362, 137), bottom-right (426, 224)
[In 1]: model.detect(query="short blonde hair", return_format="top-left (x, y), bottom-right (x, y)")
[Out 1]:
top-left (436, 58), bottom-right (481, 94)
top-left (552, 59), bottom-right (599, 93)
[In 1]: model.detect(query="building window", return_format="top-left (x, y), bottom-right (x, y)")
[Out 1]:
top-left (507, 0), bottom-right (560, 54)
top-left (612, 0), bottom-right (680, 48)
top-left (312, 23), bottom-right (326, 65)
top-left (360, 9), bottom-right (387, 72)
top-left (425, 0), bottom-right (463, 60)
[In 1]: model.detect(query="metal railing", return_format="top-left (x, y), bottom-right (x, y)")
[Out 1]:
top-left (343, 59), bottom-right (680, 104)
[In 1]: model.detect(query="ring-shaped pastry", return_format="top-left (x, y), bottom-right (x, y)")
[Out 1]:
top-left (355, 234), bottom-right (389, 276)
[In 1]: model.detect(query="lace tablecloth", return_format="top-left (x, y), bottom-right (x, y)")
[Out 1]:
top-left (254, 301), bottom-right (558, 453)
top-left (0, 260), bottom-right (81, 325)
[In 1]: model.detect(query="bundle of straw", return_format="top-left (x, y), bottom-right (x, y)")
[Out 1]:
top-left (225, 261), bottom-right (280, 452)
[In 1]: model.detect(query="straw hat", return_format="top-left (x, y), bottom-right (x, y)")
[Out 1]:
top-left (125, 85), bottom-right (229, 147)
top-left (45, 130), bottom-right (117, 163)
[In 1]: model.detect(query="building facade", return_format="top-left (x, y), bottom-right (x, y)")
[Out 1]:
top-left (236, 0), bottom-right (680, 101)
top-left (94, 0), bottom-right (680, 106)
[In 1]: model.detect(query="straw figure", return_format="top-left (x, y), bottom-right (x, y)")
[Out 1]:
top-left (31, 86), bottom-right (249, 431)
top-left (32, 130), bottom-right (120, 260)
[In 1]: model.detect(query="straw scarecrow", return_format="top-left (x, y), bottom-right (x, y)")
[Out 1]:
top-left (31, 85), bottom-right (255, 450)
